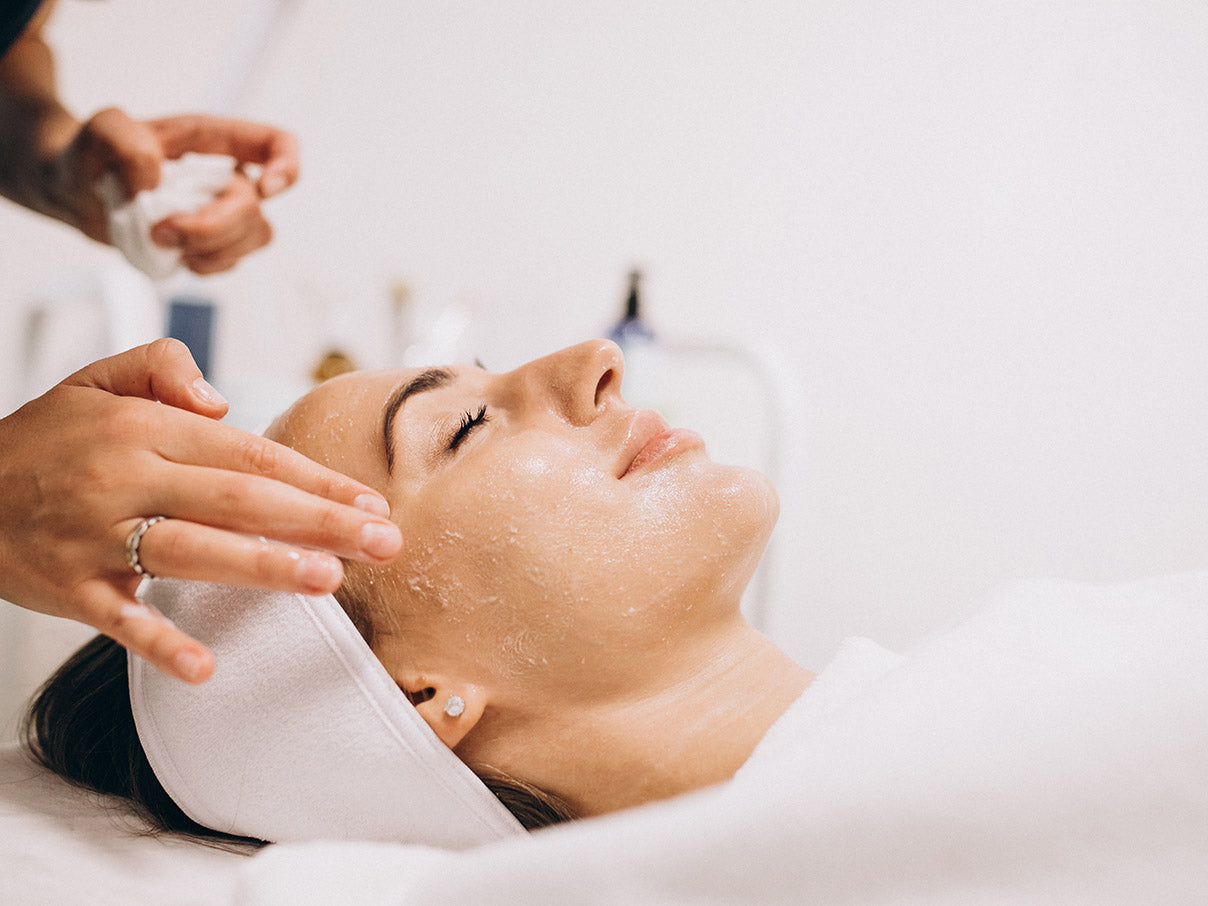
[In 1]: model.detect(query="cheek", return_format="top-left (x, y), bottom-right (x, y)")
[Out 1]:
top-left (613, 460), bottom-right (778, 601)
top-left (431, 448), bottom-right (775, 607)
top-left (394, 444), bottom-right (777, 671)
top-left (391, 447), bottom-right (603, 669)
top-left (398, 440), bottom-right (602, 594)
top-left (437, 444), bottom-right (613, 578)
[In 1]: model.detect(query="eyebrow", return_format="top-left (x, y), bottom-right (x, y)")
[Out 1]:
top-left (382, 367), bottom-right (454, 473)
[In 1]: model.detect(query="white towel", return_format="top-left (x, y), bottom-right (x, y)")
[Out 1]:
top-left (236, 572), bottom-right (1208, 904)
top-left (128, 579), bottom-right (526, 849)
top-left (95, 153), bottom-right (235, 280)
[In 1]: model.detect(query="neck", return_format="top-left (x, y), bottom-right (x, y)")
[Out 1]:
top-left (478, 618), bottom-right (813, 817)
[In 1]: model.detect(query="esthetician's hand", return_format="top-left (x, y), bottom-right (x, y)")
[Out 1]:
top-left (0, 340), bottom-right (403, 684)
top-left (49, 109), bottom-right (299, 274)
top-left (0, 4), bottom-right (296, 273)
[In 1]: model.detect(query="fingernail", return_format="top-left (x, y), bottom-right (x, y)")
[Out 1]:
top-left (261, 172), bottom-right (288, 197)
top-left (296, 554), bottom-right (342, 592)
top-left (361, 521), bottom-right (403, 559)
top-left (354, 493), bottom-right (390, 518)
top-left (152, 224), bottom-right (183, 247)
top-left (191, 376), bottom-right (227, 407)
top-left (173, 649), bottom-right (207, 683)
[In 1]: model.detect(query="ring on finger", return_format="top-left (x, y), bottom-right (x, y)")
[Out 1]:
top-left (125, 515), bottom-right (168, 578)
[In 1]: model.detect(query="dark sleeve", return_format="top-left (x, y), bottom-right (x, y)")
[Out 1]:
top-left (0, 0), bottom-right (46, 60)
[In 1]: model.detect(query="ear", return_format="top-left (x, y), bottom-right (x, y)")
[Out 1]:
top-left (400, 679), bottom-right (487, 750)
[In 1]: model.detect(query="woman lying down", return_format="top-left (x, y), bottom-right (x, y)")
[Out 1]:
top-left (22, 341), bottom-right (1208, 896)
top-left (25, 338), bottom-right (807, 842)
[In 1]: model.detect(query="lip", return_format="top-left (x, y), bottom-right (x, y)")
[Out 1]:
top-left (618, 411), bottom-right (704, 478)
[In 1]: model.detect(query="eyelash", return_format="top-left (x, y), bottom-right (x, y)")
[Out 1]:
top-left (449, 404), bottom-right (489, 451)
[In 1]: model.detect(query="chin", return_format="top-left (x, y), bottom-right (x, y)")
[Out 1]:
top-left (686, 462), bottom-right (779, 592)
top-left (733, 466), bottom-right (780, 563)
top-left (715, 462), bottom-right (779, 527)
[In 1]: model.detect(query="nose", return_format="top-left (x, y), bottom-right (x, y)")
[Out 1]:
top-left (510, 339), bottom-right (625, 426)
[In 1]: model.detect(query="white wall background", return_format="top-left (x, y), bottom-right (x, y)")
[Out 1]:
top-left (2, 0), bottom-right (1206, 738)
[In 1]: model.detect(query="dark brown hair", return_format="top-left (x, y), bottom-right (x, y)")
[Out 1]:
top-left (23, 628), bottom-right (575, 844)
top-left (22, 634), bottom-right (261, 848)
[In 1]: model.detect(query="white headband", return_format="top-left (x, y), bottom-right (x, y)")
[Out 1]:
top-left (127, 579), bottom-right (526, 848)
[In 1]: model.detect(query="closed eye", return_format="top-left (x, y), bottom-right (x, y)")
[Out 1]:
top-left (449, 404), bottom-right (489, 451)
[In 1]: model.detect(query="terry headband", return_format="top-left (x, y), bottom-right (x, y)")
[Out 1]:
top-left (127, 579), bottom-right (526, 848)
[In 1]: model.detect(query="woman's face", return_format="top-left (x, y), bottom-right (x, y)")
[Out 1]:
top-left (269, 340), bottom-right (778, 703)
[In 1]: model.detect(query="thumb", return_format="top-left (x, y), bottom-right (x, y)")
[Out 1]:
top-left (64, 338), bottom-right (228, 418)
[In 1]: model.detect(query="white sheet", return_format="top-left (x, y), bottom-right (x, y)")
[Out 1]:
top-left (0, 743), bottom-right (251, 905)
top-left (236, 572), bottom-right (1208, 905)
top-left (3, 573), bottom-right (1204, 904)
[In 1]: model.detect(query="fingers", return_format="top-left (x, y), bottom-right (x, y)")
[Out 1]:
top-left (181, 226), bottom-right (271, 275)
top-left (142, 464), bottom-right (403, 565)
top-left (123, 114), bottom-right (299, 273)
top-left (63, 338), bottom-right (228, 418)
top-left (73, 112), bottom-right (298, 274)
top-left (150, 115), bottom-right (300, 197)
top-left (51, 362), bottom-right (396, 557)
top-left (254, 129), bottom-right (299, 198)
top-left (122, 517), bottom-right (350, 597)
top-left (59, 107), bottom-right (165, 242)
top-left (81, 107), bottom-right (165, 195)
top-left (153, 172), bottom-right (273, 275)
top-left (58, 341), bottom-right (397, 557)
top-left (122, 403), bottom-right (400, 560)
top-left (147, 407), bottom-right (391, 517)
top-left (84, 582), bottom-right (215, 684)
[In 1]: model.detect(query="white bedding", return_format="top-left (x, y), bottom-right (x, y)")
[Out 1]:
top-left (237, 573), bottom-right (1208, 905)
top-left (0, 742), bottom-right (251, 905)
top-left (4, 573), bottom-right (1206, 904)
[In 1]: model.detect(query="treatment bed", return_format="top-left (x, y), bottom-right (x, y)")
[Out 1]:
top-left (4, 573), bottom-right (1207, 905)
top-left (0, 742), bottom-right (250, 904)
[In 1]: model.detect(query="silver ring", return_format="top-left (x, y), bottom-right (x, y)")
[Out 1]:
top-left (125, 516), bottom-right (167, 578)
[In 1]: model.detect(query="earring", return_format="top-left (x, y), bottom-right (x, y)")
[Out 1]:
top-left (443, 695), bottom-right (465, 718)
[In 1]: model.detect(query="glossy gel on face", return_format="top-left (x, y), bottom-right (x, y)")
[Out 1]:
top-left (268, 342), bottom-right (779, 702)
